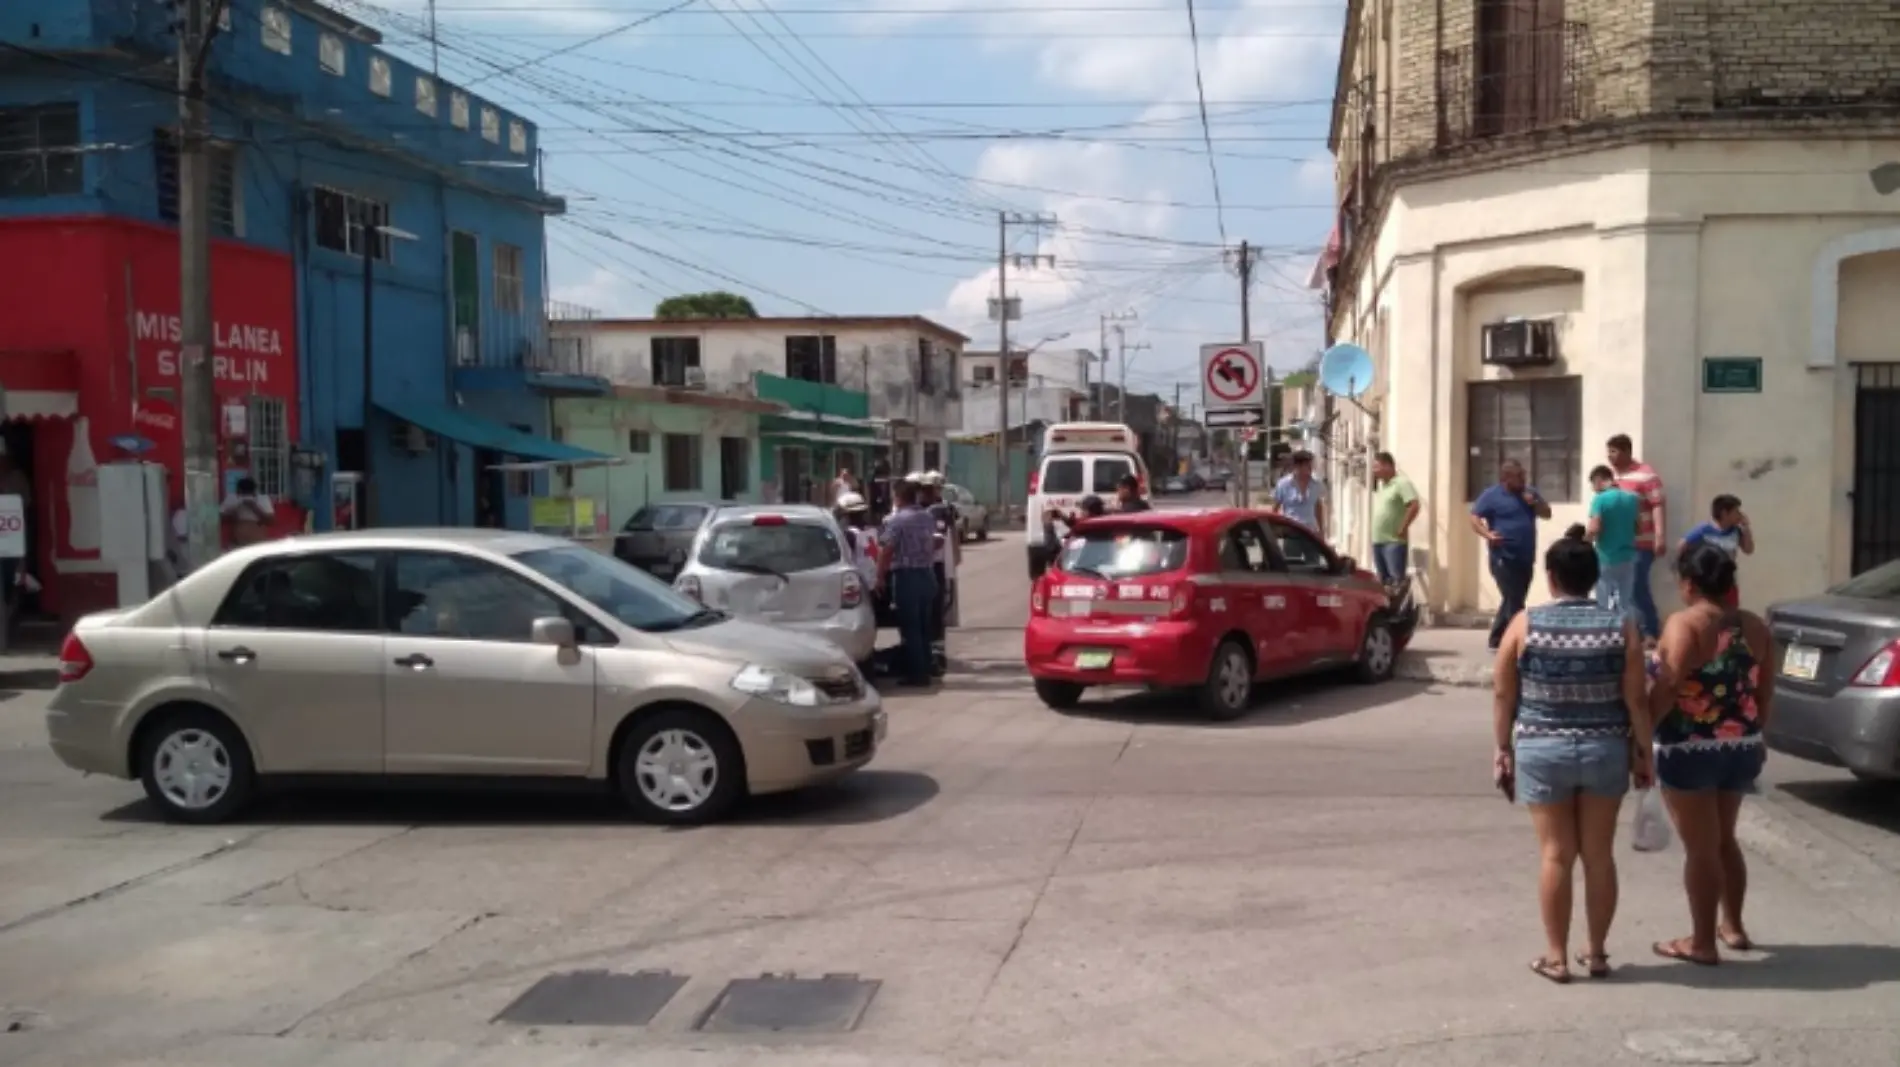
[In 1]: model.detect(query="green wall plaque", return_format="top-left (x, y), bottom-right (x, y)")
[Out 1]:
top-left (1702, 357), bottom-right (1762, 394)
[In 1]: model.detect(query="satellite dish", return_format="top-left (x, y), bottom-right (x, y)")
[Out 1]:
top-left (1319, 343), bottom-right (1373, 399)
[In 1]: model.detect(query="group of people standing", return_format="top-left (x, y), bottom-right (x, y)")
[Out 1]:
top-left (1481, 435), bottom-right (1774, 982)
top-left (832, 468), bottom-right (959, 688)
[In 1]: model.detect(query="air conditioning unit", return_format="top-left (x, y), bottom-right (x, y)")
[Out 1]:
top-left (1481, 319), bottom-right (1559, 368)
top-left (681, 366), bottom-right (707, 389)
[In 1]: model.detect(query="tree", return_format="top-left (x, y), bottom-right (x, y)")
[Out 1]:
top-left (654, 291), bottom-right (759, 319)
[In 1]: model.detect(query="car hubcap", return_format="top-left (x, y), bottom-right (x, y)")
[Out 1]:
top-left (1365, 626), bottom-right (1394, 675)
top-left (153, 729), bottom-right (232, 811)
top-left (1218, 650), bottom-right (1250, 707)
top-left (634, 729), bottom-right (719, 812)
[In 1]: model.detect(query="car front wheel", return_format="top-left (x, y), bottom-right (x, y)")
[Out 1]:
top-left (1200, 639), bottom-right (1254, 721)
top-left (1354, 618), bottom-right (1397, 683)
top-left (137, 708), bottom-right (256, 824)
top-left (616, 709), bottom-right (746, 825)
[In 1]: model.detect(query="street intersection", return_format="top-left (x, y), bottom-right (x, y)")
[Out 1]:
top-left (0, 527), bottom-right (1895, 1067)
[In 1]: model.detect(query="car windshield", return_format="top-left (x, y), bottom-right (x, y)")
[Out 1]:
top-left (1829, 558), bottom-right (1900, 598)
top-left (697, 520), bottom-right (842, 574)
top-left (512, 545), bottom-right (708, 631)
top-left (1056, 526), bottom-right (1189, 579)
top-left (625, 504), bottom-right (709, 531)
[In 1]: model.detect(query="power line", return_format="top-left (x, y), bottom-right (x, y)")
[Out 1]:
top-left (1180, 0), bottom-right (1227, 244)
top-left (461, 0), bottom-right (700, 86)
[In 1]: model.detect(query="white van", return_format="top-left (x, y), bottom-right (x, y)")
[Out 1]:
top-left (1026, 422), bottom-right (1150, 577)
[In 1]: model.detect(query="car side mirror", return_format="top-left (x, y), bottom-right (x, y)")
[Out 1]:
top-left (532, 616), bottom-right (581, 665)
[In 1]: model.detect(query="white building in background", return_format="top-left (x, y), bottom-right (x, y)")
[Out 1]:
top-left (957, 347), bottom-right (1094, 437)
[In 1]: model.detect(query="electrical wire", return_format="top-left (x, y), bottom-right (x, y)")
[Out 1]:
top-left (1179, 0), bottom-right (1225, 244)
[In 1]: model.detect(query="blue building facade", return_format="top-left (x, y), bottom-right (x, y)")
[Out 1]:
top-left (1, 0), bottom-right (607, 536)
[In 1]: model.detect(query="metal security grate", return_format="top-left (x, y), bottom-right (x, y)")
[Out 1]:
top-left (1852, 363), bottom-right (1900, 575)
top-left (247, 395), bottom-right (289, 498)
top-left (694, 973), bottom-right (880, 1034)
top-left (0, 104), bottom-right (82, 199)
top-left (154, 129), bottom-right (240, 237)
top-left (492, 970), bottom-right (687, 1027)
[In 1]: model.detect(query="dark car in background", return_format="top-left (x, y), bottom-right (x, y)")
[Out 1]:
top-left (614, 501), bottom-right (728, 579)
top-left (1764, 559), bottom-right (1900, 782)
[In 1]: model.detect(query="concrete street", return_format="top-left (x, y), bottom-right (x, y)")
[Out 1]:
top-left (0, 510), bottom-right (1896, 1067)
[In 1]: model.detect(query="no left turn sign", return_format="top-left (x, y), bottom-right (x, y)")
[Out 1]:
top-left (1199, 341), bottom-right (1265, 408)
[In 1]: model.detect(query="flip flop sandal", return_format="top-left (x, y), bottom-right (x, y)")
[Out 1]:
top-left (1575, 952), bottom-right (1611, 979)
top-left (1720, 930), bottom-right (1755, 951)
top-left (1529, 957), bottom-right (1571, 984)
top-left (1652, 940), bottom-right (1719, 966)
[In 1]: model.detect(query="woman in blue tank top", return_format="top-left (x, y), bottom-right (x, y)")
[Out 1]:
top-left (1493, 524), bottom-right (1653, 983)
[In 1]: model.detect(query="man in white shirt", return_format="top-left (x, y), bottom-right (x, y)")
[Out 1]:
top-left (220, 477), bottom-right (276, 546)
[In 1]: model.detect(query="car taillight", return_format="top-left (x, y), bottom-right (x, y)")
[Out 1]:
top-left (1031, 583), bottom-right (1047, 616)
top-left (58, 632), bottom-right (93, 684)
top-left (842, 572), bottom-right (863, 608)
top-left (1137, 474), bottom-right (1148, 496)
top-left (677, 575), bottom-right (702, 601)
top-left (1169, 585), bottom-right (1193, 616)
top-left (1027, 470), bottom-right (1040, 494)
top-left (1849, 640), bottom-right (1900, 688)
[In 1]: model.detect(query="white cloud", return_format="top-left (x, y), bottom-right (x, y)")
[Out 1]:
top-left (1293, 155), bottom-right (1337, 195)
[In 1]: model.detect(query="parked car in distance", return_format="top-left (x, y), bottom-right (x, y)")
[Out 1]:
top-left (943, 483), bottom-right (990, 542)
top-left (46, 529), bottom-right (884, 826)
top-left (674, 505), bottom-right (877, 663)
top-left (1203, 473), bottom-right (1229, 492)
top-left (1162, 476), bottom-right (1191, 495)
top-left (614, 501), bottom-right (727, 579)
top-left (1184, 472), bottom-right (1207, 492)
top-left (1763, 559), bottom-right (1900, 782)
top-left (1025, 508), bottom-right (1415, 720)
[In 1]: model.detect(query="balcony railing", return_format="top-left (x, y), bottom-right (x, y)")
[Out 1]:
top-left (454, 302), bottom-right (600, 378)
top-left (1436, 21), bottom-right (1595, 148)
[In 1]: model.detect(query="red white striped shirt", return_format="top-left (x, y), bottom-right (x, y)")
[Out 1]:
top-left (1614, 462), bottom-right (1666, 552)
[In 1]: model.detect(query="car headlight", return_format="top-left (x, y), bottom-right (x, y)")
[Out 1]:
top-left (730, 664), bottom-right (821, 707)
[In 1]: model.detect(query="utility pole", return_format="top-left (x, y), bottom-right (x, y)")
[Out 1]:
top-left (991, 210), bottom-right (1056, 516)
top-left (1226, 239), bottom-right (1262, 505)
top-left (1096, 309), bottom-right (1136, 420)
top-left (177, 0), bottom-right (228, 571)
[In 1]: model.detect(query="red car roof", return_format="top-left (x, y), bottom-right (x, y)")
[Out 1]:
top-left (1075, 507), bottom-right (1255, 535)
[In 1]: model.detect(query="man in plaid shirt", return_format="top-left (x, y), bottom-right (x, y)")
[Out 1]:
top-left (1607, 433), bottom-right (1665, 642)
top-left (876, 480), bottom-right (940, 687)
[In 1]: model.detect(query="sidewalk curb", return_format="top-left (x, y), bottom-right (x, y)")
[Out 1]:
top-left (947, 652), bottom-right (1497, 688)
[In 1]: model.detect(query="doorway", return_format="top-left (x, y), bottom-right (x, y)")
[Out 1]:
top-left (1852, 363), bottom-right (1900, 575)
top-left (474, 446), bottom-right (506, 527)
top-left (0, 420), bottom-right (42, 619)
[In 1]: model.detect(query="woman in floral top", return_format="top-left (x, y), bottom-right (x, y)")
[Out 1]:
top-left (1646, 542), bottom-right (1776, 966)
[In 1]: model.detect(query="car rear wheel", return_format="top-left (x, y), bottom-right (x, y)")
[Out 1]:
top-left (615, 709), bottom-right (746, 825)
top-left (137, 708), bottom-right (256, 824)
top-left (1354, 618), bottom-right (1397, 683)
top-left (1034, 679), bottom-right (1084, 709)
top-left (1200, 639), bottom-right (1254, 721)
top-left (977, 521), bottom-right (990, 542)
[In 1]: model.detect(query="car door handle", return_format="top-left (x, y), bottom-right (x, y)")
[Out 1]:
top-left (393, 653), bottom-right (434, 670)
top-left (216, 646), bottom-right (257, 664)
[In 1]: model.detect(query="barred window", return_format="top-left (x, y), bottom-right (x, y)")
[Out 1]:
top-left (261, 6), bottom-right (292, 53)
top-left (493, 242), bottom-right (524, 313)
top-left (0, 104), bottom-right (82, 199)
top-left (154, 128), bottom-right (240, 237)
top-left (247, 396), bottom-right (290, 498)
top-left (369, 55), bottom-right (392, 97)
top-left (1466, 376), bottom-right (1582, 503)
top-left (415, 75), bottom-right (437, 116)
top-left (319, 32), bottom-right (346, 76)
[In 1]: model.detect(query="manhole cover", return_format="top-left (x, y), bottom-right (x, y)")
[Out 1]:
top-left (695, 973), bottom-right (880, 1034)
top-left (492, 969), bottom-right (687, 1027)
top-left (1624, 1029), bottom-right (1757, 1064)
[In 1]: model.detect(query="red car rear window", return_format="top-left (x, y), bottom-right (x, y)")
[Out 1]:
top-left (1056, 526), bottom-right (1189, 579)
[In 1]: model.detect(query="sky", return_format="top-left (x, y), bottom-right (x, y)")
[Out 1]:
top-left (348, 0), bottom-right (1342, 407)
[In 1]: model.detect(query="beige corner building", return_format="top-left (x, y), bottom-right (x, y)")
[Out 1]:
top-left (1312, 0), bottom-right (1900, 618)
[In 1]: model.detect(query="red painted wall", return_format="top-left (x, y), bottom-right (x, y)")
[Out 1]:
top-left (0, 217), bottom-right (303, 618)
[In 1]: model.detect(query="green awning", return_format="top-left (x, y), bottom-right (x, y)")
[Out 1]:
top-left (376, 399), bottom-right (611, 464)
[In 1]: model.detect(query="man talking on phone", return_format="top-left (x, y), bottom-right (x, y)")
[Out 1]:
top-left (1469, 458), bottom-right (1551, 651)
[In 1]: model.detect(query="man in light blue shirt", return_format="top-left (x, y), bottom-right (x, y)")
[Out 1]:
top-left (1270, 450), bottom-right (1327, 533)
top-left (1586, 464), bottom-right (1641, 618)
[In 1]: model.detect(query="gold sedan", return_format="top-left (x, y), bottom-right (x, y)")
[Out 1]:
top-left (46, 528), bottom-right (885, 825)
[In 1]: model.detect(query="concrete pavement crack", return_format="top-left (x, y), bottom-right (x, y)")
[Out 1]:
top-left (269, 909), bottom-right (499, 1038)
top-left (0, 830), bottom-right (270, 936)
top-left (958, 720), bottom-right (1139, 1048)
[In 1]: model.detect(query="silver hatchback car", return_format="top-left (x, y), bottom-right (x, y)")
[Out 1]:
top-left (674, 505), bottom-right (878, 663)
top-left (45, 529), bottom-right (884, 826)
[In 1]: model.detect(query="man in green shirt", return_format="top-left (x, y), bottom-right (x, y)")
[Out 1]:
top-left (1585, 464), bottom-right (1641, 618)
top-left (1369, 451), bottom-right (1420, 585)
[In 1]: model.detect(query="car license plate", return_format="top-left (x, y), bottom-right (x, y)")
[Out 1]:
top-left (1075, 650), bottom-right (1114, 670)
top-left (1782, 643), bottom-right (1821, 681)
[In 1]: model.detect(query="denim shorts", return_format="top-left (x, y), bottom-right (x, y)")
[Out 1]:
top-left (1656, 743), bottom-right (1764, 793)
top-left (1514, 733), bottom-right (1632, 805)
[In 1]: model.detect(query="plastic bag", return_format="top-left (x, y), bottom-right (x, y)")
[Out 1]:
top-left (1631, 787), bottom-right (1671, 852)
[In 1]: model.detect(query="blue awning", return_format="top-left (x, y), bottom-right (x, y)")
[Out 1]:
top-left (376, 400), bottom-right (611, 464)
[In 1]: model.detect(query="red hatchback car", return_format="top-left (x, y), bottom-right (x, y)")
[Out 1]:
top-left (1025, 508), bottom-right (1415, 719)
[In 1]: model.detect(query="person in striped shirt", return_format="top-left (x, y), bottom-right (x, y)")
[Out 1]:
top-left (1607, 434), bottom-right (1666, 643)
